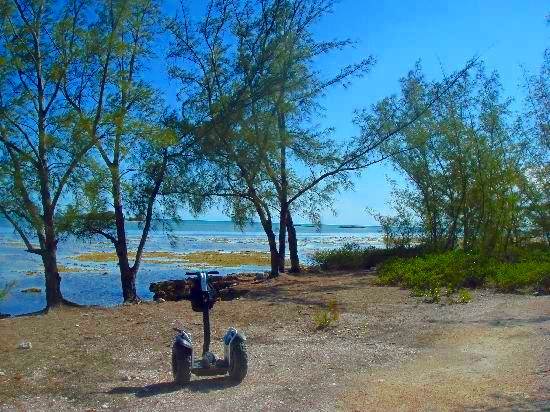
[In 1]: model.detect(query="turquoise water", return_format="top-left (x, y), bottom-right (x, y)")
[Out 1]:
top-left (0, 219), bottom-right (383, 315)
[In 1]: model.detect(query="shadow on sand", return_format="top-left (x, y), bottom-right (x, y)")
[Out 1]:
top-left (108, 376), bottom-right (240, 397)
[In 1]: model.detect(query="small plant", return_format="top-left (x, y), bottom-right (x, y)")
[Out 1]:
top-left (428, 287), bottom-right (441, 304)
top-left (445, 285), bottom-right (455, 297)
top-left (313, 310), bottom-right (332, 329)
top-left (410, 287), bottom-right (425, 297)
top-left (457, 288), bottom-right (472, 303)
top-left (313, 299), bottom-right (340, 330)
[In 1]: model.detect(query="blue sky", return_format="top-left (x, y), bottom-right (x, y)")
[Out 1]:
top-left (154, 0), bottom-right (549, 225)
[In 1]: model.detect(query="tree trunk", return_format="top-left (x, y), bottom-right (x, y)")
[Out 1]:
top-left (258, 213), bottom-right (279, 277)
top-left (247, 185), bottom-right (279, 278)
top-left (113, 176), bottom-right (138, 302)
top-left (287, 211), bottom-right (300, 273)
top-left (114, 216), bottom-right (138, 302)
top-left (119, 254), bottom-right (138, 302)
top-left (266, 226), bottom-right (280, 277)
top-left (276, 109), bottom-right (288, 273)
top-left (42, 239), bottom-right (63, 308)
top-left (41, 171), bottom-right (64, 308)
top-left (277, 203), bottom-right (288, 272)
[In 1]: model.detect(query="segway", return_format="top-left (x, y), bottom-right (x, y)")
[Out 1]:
top-left (171, 270), bottom-right (248, 384)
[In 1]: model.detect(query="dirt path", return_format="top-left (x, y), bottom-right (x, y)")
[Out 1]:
top-left (342, 299), bottom-right (550, 411)
top-left (0, 272), bottom-right (549, 411)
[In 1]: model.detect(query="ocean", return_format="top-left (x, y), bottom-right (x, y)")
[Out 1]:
top-left (0, 219), bottom-right (383, 315)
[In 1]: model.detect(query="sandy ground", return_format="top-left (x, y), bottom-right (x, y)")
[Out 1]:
top-left (0, 271), bottom-right (549, 411)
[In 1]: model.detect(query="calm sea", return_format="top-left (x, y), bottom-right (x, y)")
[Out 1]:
top-left (0, 219), bottom-right (383, 315)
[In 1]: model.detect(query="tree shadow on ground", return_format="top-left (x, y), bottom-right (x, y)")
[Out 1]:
top-left (433, 315), bottom-right (550, 328)
top-left (108, 377), bottom-right (239, 397)
top-left (243, 283), bottom-right (353, 307)
top-left (463, 387), bottom-right (550, 411)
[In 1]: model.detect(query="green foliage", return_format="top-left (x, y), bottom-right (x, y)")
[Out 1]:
top-left (377, 248), bottom-right (550, 294)
top-left (311, 243), bottom-right (425, 271)
top-left (410, 286), bottom-right (441, 303)
top-left (313, 310), bottom-right (333, 329)
top-left (313, 299), bottom-right (340, 330)
top-left (377, 250), bottom-right (487, 290)
top-left (457, 288), bottom-right (472, 303)
top-left (364, 63), bottom-right (529, 255)
top-left (428, 287), bottom-right (441, 304)
top-left (370, 207), bottom-right (418, 249)
top-left (492, 262), bottom-right (550, 293)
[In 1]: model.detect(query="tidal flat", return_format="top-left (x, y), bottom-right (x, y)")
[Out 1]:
top-left (71, 250), bottom-right (272, 267)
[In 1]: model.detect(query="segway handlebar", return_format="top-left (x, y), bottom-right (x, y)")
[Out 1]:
top-left (185, 270), bottom-right (219, 276)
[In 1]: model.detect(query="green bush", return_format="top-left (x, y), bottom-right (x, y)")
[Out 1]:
top-left (457, 288), bottom-right (472, 303)
top-left (377, 250), bottom-right (490, 290)
top-left (377, 248), bottom-right (550, 294)
top-left (311, 243), bottom-right (425, 271)
top-left (492, 262), bottom-right (550, 293)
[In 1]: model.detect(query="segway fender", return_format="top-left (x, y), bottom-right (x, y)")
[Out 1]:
top-left (223, 327), bottom-right (245, 362)
top-left (175, 330), bottom-right (193, 351)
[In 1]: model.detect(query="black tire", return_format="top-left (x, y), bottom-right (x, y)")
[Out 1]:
top-left (228, 340), bottom-right (248, 382)
top-left (172, 344), bottom-right (191, 385)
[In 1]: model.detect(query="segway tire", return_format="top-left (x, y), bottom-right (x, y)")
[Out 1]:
top-left (228, 340), bottom-right (248, 382)
top-left (172, 344), bottom-right (191, 385)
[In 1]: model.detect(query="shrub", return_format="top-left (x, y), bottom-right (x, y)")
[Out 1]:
top-left (457, 288), bottom-right (472, 303)
top-left (491, 261), bottom-right (550, 293)
top-left (311, 243), bottom-right (426, 271)
top-left (313, 299), bottom-right (340, 330)
top-left (377, 250), bottom-right (489, 290)
top-left (377, 248), bottom-right (550, 295)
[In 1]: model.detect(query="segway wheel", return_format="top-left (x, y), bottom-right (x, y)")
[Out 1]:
top-left (172, 344), bottom-right (191, 385)
top-left (228, 340), bottom-right (248, 382)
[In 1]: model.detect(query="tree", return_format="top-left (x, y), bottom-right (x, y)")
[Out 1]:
top-left (524, 48), bottom-right (550, 245)
top-left (167, 0), bottom-right (289, 277)
top-left (60, 0), bottom-right (187, 303)
top-left (0, 0), bottom-right (92, 309)
top-left (368, 63), bottom-right (526, 254)
top-left (526, 49), bottom-right (550, 155)
top-left (167, 0), bottom-right (373, 276)
top-left (241, 0), bottom-right (373, 273)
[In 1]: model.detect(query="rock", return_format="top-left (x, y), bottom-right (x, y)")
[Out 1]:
top-left (0, 370), bottom-right (5, 376)
top-left (121, 375), bottom-right (131, 381)
top-left (17, 341), bottom-right (32, 350)
top-left (254, 272), bottom-right (269, 281)
top-left (21, 287), bottom-right (41, 294)
top-left (149, 276), bottom-right (237, 302)
top-left (156, 298), bottom-right (166, 303)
